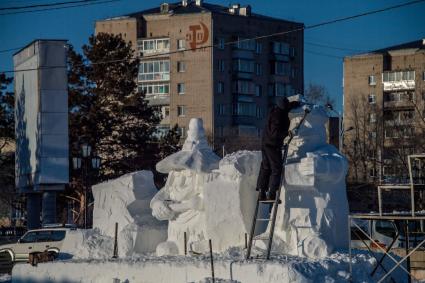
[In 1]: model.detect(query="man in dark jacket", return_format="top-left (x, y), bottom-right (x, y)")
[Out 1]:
top-left (256, 97), bottom-right (301, 201)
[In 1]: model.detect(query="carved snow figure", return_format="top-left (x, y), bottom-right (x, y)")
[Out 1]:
top-left (150, 118), bottom-right (220, 255)
top-left (256, 105), bottom-right (349, 258)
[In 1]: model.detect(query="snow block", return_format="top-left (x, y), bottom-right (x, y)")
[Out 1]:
top-left (92, 171), bottom-right (167, 256)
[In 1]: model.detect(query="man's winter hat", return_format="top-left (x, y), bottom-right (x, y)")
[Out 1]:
top-left (276, 97), bottom-right (289, 110)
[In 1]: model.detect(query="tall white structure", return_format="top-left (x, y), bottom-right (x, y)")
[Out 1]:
top-left (14, 40), bottom-right (69, 228)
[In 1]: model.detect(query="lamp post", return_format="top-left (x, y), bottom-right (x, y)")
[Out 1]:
top-left (72, 144), bottom-right (101, 229)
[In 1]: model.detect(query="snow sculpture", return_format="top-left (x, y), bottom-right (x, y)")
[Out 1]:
top-left (151, 118), bottom-right (221, 255)
top-left (257, 105), bottom-right (349, 258)
top-left (92, 171), bottom-right (167, 256)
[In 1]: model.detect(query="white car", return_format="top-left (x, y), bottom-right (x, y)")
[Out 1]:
top-left (0, 227), bottom-right (69, 262)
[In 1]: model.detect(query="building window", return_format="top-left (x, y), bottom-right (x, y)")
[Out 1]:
top-left (218, 60), bottom-right (225, 72)
top-left (369, 131), bottom-right (377, 139)
top-left (256, 106), bottom-right (264, 119)
top-left (218, 104), bottom-right (227, 116)
top-left (177, 83), bottom-right (185, 94)
top-left (274, 61), bottom-right (290, 76)
top-left (163, 106), bottom-right (170, 118)
top-left (289, 47), bottom-right (295, 57)
top-left (137, 38), bottom-right (170, 55)
top-left (255, 85), bottom-right (262, 97)
top-left (255, 42), bottom-right (262, 54)
top-left (369, 168), bottom-right (376, 177)
top-left (218, 38), bottom-right (225, 49)
top-left (234, 80), bottom-right (254, 94)
top-left (138, 83), bottom-right (170, 97)
top-left (368, 94), bottom-right (376, 104)
top-left (382, 71), bottom-right (415, 82)
top-left (369, 75), bottom-right (376, 86)
top-left (177, 61), bottom-right (186, 72)
top-left (177, 105), bottom-right (186, 117)
top-left (138, 60), bottom-right (170, 82)
top-left (178, 126), bottom-right (186, 138)
top-left (217, 82), bottom-right (224, 94)
top-left (255, 63), bottom-right (262, 76)
top-left (369, 113), bottom-right (376, 123)
top-left (233, 102), bottom-right (256, 116)
top-left (272, 42), bottom-right (290, 55)
top-left (236, 37), bottom-right (255, 50)
top-left (177, 39), bottom-right (186, 50)
top-left (233, 59), bottom-right (254, 73)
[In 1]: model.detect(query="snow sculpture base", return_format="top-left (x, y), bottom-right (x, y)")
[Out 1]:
top-left (92, 171), bottom-right (167, 256)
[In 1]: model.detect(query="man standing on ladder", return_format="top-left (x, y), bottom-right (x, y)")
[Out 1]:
top-left (256, 97), bottom-right (301, 201)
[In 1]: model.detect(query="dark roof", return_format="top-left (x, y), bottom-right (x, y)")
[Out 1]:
top-left (372, 39), bottom-right (425, 53)
top-left (125, 1), bottom-right (302, 25)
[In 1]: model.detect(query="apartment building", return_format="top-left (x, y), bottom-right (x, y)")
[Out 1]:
top-left (95, 0), bottom-right (304, 152)
top-left (343, 39), bottom-right (425, 183)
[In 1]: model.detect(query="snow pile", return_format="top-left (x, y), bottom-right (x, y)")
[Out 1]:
top-left (60, 228), bottom-right (114, 259)
top-left (255, 105), bottom-right (349, 258)
top-left (89, 171), bottom-right (167, 256)
top-left (12, 252), bottom-right (410, 283)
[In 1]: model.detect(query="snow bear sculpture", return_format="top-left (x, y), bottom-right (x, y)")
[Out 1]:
top-left (258, 105), bottom-right (349, 258)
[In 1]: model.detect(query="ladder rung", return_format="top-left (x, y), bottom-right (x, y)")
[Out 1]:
top-left (256, 218), bottom-right (270, 221)
top-left (259, 200), bottom-right (281, 204)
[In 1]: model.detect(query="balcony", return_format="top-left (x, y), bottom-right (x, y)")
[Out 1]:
top-left (137, 38), bottom-right (170, 57)
top-left (382, 70), bottom-right (415, 91)
top-left (138, 73), bottom-right (170, 82)
top-left (145, 94), bottom-right (170, 107)
top-left (383, 91), bottom-right (414, 109)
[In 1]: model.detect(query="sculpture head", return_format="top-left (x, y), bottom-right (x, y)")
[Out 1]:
top-left (288, 105), bottom-right (329, 158)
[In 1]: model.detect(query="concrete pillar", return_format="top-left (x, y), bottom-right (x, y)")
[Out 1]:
top-left (42, 191), bottom-right (57, 225)
top-left (26, 194), bottom-right (41, 229)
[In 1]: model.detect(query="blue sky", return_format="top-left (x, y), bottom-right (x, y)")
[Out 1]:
top-left (1, 0), bottom-right (424, 111)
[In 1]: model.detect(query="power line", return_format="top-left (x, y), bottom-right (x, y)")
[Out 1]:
top-left (0, 0), bottom-right (119, 16)
top-left (0, 0), bottom-right (106, 11)
top-left (305, 49), bottom-right (344, 59)
top-left (305, 41), bottom-right (366, 52)
top-left (1, 0), bottom-right (423, 73)
top-left (0, 47), bottom-right (24, 54)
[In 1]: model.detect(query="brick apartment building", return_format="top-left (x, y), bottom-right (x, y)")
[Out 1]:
top-left (343, 39), bottom-right (425, 183)
top-left (95, 0), bottom-right (304, 152)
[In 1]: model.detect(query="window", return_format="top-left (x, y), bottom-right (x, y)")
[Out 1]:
top-left (369, 168), bottom-right (376, 177)
top-left (369, 113), bottom-right (376, 123)
top-left (178, 126), bottom-right (186, 138)
top-left (255, 42), bottom-right (262, 54)
top-left (237, 125), bottom-right (257, 136)
top-left (177, 83), bottom-right (185, 94)
top-left (218, 60), bottom-right (225, 72)
top-left (255, 63), bottom-right (262, 76)
top-left (218, 104), bottom-right (227, 116)
top-left (268, 83), bottom-right (293, 97)
top-left (177, 39), bottom-right (186, 50)
top-left (255, 85), bottom-right (262, 97)
top-left (20, 232), bottom-right (37, 243)
top-left (256, 106), bottom-right (264, 118)
top-left (369, 131), bottom-right (377, 139)
top-left (272, 42), bottom-right (290, 55)
top-left (217, 82), bottom-right (224, 94)
top-left (218, 38), bottom-right (225, 49)
top-left (233, 59), bottom-right (254, 73)
top-left (138, 60), bottom-right (170, 82)
top-left (233, 102), bottom-right (256, 116)
top-left (289, 47), bottom-right (295, 57)
top-left (163, 106), bottom-right (170, 118)
top-left (369, 75), bottom-right (376, 86)
top-left (234, 80), bottom-right (254, 94)
top-left (383, 70), bottom-right (415, 82)
top-left (236, 37), bottom-right (255, 50)
top-left (137, 38), bottom-right (170, 55)
top-left (274, 61), bottom-right (290, 76)
top-left (368, 94), bottom-right (376, 104)
top-left (177, 61), bottom-right (186, 72)
top-left (51, 230), bottom-right (66, 242)
top-left (138, 83), bottom-right (170, 97)
top-left (177, 105), bottom-right (186, 117)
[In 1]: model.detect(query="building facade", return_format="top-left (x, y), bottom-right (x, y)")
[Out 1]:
top-left (95, 0), bottom-right (304, 152)
top-left (343, 39), bottom-right (425, 183)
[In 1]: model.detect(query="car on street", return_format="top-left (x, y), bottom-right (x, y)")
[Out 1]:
top-left (0, 226), bottom-right (71, 262)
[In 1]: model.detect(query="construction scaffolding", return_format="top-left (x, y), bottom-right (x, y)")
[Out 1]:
top-left (349, 154), bottom-right (425, 282)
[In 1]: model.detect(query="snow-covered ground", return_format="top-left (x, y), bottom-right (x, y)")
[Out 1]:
top-left (11, 249), bottom-right (417, 283)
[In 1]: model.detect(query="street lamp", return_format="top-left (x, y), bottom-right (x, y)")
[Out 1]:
top-left (72, 144), bottom-right (101, 229)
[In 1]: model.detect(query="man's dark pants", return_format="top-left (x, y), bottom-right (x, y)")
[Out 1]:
top-left (256, 145), bottom-right (283, 195)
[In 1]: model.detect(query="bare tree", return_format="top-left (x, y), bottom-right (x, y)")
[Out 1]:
top-left (304, 83), bottom-right (335, 107)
